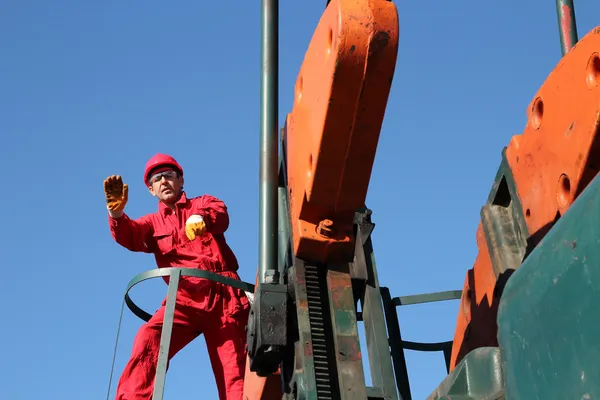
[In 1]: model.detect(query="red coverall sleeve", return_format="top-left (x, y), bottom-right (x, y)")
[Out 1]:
top-left (196, 195), bottom-right (230, 234)
top-left (108, 213), bottom-right (155, 253)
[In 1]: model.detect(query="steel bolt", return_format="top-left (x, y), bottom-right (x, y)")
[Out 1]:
top-left (316, 219), bottom-right (335, 237)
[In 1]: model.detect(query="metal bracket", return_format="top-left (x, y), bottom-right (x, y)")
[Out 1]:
top-left (247, 282), bottom-right (289, 377)
top-left (350, 209), bottom-right (375, 286)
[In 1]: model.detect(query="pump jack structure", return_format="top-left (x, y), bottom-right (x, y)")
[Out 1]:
top-left (108, 0), bottom-right (600, 398)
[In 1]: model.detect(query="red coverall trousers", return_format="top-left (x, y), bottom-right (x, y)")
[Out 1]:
top-left (109, 192), bottom-right (250, 400)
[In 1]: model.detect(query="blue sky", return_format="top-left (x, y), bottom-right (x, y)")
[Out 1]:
top-left (2, 1), bottom-right (599, 399)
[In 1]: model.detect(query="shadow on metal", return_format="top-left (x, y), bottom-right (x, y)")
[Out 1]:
top-left (426, 347), bottom-right (505, 400)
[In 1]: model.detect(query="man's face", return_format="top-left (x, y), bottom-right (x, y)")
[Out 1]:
top-left (148, 168), bottom-right (184, 205)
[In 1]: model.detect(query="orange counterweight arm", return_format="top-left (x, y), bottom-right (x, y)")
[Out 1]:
top-left (284, 0), bottom-right (399, 265)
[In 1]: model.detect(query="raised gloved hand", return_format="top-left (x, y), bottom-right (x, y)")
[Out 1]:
top-left (185, 214), bottom-right (207, 240)
top-left (104, 175), bottom-right (129, 213)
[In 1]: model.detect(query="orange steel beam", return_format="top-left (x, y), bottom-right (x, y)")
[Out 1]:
top-left (449, 26), bottom-right (600, 370)
top-left (449, 223), bottom-right (500, 370)
top-left (284, 0), bottom-right (399, 265)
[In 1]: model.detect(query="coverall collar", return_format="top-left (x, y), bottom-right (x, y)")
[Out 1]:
top-left (158, 190), bottom-right (188, 215)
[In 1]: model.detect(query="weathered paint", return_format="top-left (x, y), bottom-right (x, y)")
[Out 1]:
top-left (335, 336), bottom-right (363, 363)
top-left (285, 0), bottom-right (399, 264)
top-left (289, 264), bottom-right (319, 399)
top-left (327, 264), bottom-right (367, 399)
top-left (332, 309), bottom-right (358, 336)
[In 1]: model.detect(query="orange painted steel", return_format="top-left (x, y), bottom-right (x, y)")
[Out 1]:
top-left (506, 27), bottom-right (600, 233)
top-left (242, 356), bottom-right (282, 400)
top-left (284, 0), bottom-right (399, 264)
top-left (448, 27), bottom-right (600, 370)
top-left (448, 223), bottom-right (499, 370)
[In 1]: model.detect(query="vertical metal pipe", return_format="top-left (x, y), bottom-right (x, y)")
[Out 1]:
top-left (258, 0), bottom-right (279, 284)
top-left (556, 0), bottom-right (579, 56)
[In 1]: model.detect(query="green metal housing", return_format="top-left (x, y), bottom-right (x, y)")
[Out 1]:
top-left (428, 149), bottom-right (600, 399)
top-left (426, 347), bottom-right (505, 400)
top-left (497, 172), bottom-right (600, 399)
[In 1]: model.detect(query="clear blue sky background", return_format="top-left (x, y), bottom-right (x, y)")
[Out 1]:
top-left (2, 1), bottom-right (599, 399)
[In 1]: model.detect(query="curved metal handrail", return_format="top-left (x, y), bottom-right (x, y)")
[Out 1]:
top-left (392, 289), bottom-right (462, 356)
top-left (401, 340), bottom-right (453, 352)
top-left (107, 268), bottom-right (255, 400)
top-left (380, 287), bottom-right (462, 400)
top-left (124, 267), bottom-right (255, 322)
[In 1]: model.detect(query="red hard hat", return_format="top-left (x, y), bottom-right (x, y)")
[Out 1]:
top-left (143, 153), bottom-right (184, 186)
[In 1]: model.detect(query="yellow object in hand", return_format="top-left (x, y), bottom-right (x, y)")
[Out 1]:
top-left (104, 175), bottom-right (129, 212)
top-left (185, 215), bottom-right (207, 240)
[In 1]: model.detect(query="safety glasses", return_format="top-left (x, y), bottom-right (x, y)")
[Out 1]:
top-left (149, 170), bottom-right (179, 184)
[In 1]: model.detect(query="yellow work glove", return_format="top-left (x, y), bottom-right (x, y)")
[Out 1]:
top-left (185, 215), bottom-right (207, 240)
top-left (104, 174), bottom-right (129, 212)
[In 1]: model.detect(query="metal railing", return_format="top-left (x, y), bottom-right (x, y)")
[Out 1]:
top-left (106, 268), bottom-right (255, 400)
top-left (106, 268), bottom-right (461, 400)
top-left (380, 287), bottom-right (462, 400)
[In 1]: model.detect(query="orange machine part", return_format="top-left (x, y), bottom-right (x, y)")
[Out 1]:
top-left (507, 27), bottom-right (600, 235)
top-left (285, 0), bottom-right (399, 264)
top-left (449, 27), bottom-right (600, 370)
top-left (242, 356), bottom-right (282, 400)
top-left (448, 223), bottom-right (499, 371)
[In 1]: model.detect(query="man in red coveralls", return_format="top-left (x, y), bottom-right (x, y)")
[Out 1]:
top-left (104, 153), bottom-right (250, 400)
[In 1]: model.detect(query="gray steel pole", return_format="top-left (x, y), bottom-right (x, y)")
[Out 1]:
top-left (556, 0), bottom-right (579, 55)
top-left (258, 0), bottom-right (279, 284)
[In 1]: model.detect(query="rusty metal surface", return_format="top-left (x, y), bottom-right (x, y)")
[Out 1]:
top-left (327, 263), bottom-right (367, 399)
top-left (275, 210), bottom-right (402, 399)
top-left (285, 262), bottom-right (323, 399)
